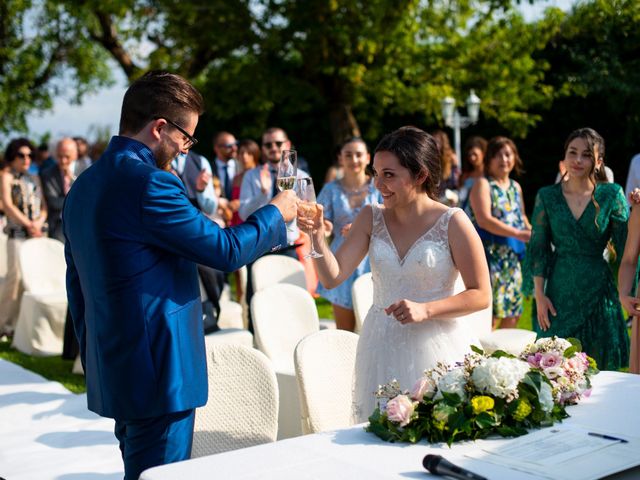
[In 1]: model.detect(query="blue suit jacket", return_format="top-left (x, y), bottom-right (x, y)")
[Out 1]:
top-left (63, 136), bottom-right (286, 420)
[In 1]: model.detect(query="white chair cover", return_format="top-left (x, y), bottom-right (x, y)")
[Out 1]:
top-left (205, 328), bottom-right (253, 347)
top-left (251, 284), bottom-right (320, 439)
top-left (452, 275), bottom-right (536, 355)
top-left (251, 255), bottom-right (307, 293)
top-left (351, 272), bottom-right (373, 334)
top-left (294, 329), bottom-right (359, 434)
top-left (0, 230), bottom-right (8, 283)
top-left (251, 284), bottom-right (319, 370)
top-left (12, 238), bottom-right (67, 356)
top-left (192, 341), bottom-right (278, 458)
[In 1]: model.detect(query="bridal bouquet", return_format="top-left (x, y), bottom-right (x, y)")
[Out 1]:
top-left (366, 337), bottom-right (598, 446)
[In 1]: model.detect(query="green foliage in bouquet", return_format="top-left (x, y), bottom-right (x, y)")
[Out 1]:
top-left (367, 337), bottom-right (597, 447)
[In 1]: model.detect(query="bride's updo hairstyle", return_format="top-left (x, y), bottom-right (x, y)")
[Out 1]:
top-left (375, 126), bottom-right (441, 199)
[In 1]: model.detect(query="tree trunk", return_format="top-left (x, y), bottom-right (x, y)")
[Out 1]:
top-left (328, 103), bottom-right (361, 148)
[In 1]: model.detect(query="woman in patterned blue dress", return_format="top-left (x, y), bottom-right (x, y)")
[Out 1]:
top-left (317, 138), bottom-right (382, 331)
top-left (467, 137), bottom-right (531, 329)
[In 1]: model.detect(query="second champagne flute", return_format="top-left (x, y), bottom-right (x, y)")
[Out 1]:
top-left (277, 149), bottom-right (297, 191)
top-left (296, 177), bottom-right (323, 259)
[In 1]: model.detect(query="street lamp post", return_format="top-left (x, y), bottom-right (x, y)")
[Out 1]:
top-left (441, 90), bottom-right (481, 165)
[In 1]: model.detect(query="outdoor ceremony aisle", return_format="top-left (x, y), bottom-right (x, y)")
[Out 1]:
top-left (0, 359), bottom-right (123, 479)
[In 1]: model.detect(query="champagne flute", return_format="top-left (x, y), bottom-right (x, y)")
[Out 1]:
top-left (296, 177), bottom-right (323, 259)
top-left (276, 150), bottom-right (297, 191)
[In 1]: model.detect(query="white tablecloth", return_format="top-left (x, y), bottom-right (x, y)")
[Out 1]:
top-left (141, 371), bottom-right (640, 480)
top-left (0, 359), bottom-right (123, 479)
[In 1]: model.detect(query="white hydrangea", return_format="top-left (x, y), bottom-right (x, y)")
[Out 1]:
top-left (471, 357), bottom-right (531, 399)
top-left (435, 367), bottom-right (467, 401)
top-left (539, 381), bottom-right (554, 412)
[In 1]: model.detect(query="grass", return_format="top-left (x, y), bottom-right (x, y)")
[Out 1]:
top-left (0, 338), bottom-right (86, 393)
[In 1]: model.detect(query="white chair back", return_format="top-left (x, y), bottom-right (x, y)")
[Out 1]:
top-left (251, 284), bottom-right (319, 370)
top-left (351, 272), bottom-right (373, 334)
top-left (251, 255), bottom-right (307, 293)
top-left (192, 341), bottom-right (278, 457)
top-left (453, 274), bottom-right (536, 355)
top-left (18, 238), bottom-right (66, 294)
top-left (453, 274), bottom-right (492, 340)
top-left (294, 329), bottom-right (359, 434)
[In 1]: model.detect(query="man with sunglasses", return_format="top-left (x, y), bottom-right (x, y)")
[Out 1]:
top-left (238, 127), bottom-right (310, 330)
top-left (62, 71), bottom-right (297, 479)
top-left (212, 131), bottom-right (238, 201)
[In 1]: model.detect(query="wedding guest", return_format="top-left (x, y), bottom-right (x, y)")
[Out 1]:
top-left (618, 187), bottom-right (640, 374)
top-left (316, 138), bottom-right (382, 331)
top-left (0, 138), bottom-right (47, 337)
top-left (230, 139), bottom-right (260, 227)
top-left (300, 126), bottom-right (490, 421)
top-left (467, 136), bottom-right (531, 329)
top-left (527, 128), bottom-right (629, 371)
top-left (458, 136), bottom-right (487, 210)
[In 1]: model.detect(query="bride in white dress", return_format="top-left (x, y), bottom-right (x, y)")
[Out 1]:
top-left (298, 126), bottom-right (491, 422)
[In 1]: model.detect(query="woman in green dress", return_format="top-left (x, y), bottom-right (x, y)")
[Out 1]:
top-left (527, 128), bottom-right (629, 370)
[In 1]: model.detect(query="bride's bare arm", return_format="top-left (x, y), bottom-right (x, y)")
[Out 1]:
top-left (299, 204), bottom-right (372, 289)
top-left (386, 210), bottom-right (491, 323)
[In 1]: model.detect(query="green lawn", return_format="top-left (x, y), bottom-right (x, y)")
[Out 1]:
top-left (0, 296), bottom-right (541, 395)
top-left (0, 338), bottom-right (85, 393)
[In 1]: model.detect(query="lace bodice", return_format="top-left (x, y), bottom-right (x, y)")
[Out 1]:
top-left (369, 205), bottom-right (460, 308)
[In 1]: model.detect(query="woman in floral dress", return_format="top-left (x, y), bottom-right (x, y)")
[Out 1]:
top-left (467, 137), bottom-right (531, 329)
top-left (316, 138), bottom-right (382, 331)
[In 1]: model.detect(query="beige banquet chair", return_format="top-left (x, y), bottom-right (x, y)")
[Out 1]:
top-left (192, 340), bottom-right (279, 458)
top-left (251, 255), bottom-right (307, 293)
top-left (251, 283), bottom-right (320, 440)
top-left (12, 238), bottom-right (67, 356)
top-left (294, 329), bottom-right (359, 434)
top-left (351, 272), bottom-right (373, 334)
top-left (452, 275), bottom-right (536, 355)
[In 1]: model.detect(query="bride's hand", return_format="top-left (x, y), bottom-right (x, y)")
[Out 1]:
top-left (297, 202), bottom-right (324, 235)
top-left (385, 299), bottom-right (428, 324)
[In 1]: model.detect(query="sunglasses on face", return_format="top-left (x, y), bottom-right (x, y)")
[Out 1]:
top-left (263, 141), bottom-right (286, 149)
top-left (218, 142), bottom-right (238, 149)
top-left (16, 152), bottom-right (33, 159)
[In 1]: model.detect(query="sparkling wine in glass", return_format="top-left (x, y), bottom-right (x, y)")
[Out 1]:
top-left (277, 150), bottom-right (297, 191)
top-left (296, 177), bottom-right (323, 259)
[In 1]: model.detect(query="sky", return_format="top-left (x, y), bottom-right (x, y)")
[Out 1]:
top-left (24, 0), bottom-right (577, 144)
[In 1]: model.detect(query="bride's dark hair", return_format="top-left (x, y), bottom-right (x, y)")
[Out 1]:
top-left (375, 126), bottom-right (441, 199)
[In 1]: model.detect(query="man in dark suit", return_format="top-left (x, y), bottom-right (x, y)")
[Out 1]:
top-left (40, 137), bottom-right (78, 242)
top-left (62, 71), bottom-right (296, 479)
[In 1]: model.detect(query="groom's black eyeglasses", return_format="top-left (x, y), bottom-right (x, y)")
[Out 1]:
top-left (156, 117), bottom-right (198, 149)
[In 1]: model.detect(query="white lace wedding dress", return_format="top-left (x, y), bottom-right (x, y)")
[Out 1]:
top-left (353, 205), bottom-right (480, 422)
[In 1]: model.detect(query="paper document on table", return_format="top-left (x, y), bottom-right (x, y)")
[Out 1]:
top-left (465, 425), bottom-right (640, 480)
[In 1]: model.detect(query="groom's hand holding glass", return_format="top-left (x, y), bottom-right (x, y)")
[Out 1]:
top-left (270, 189), bottom-right (298, 223)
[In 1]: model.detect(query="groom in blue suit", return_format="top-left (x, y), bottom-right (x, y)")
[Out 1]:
top-left (63, 71), bottom-right (297, 479)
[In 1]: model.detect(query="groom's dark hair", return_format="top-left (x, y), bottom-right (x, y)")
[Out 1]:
top-left (375, 126), bottom-right (441, 199)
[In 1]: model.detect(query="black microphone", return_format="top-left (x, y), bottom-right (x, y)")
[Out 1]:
top-left (422, 454), bottom-right (487, 480)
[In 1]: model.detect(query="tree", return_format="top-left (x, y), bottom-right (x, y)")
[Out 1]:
top-left (2, 0), bottom-right (560, 161)
top-left (0, 0), bottom-right (113, 135)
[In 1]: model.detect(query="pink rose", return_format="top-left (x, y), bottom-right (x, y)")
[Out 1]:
top-left (527, 353), bottom-right (543, 368)
top-left (565, 356), bottom-right (586, 373)
top-left (386, 395), bottom-right (415, 427)
top-left (540, 352), bottom-right (562, 369)
top-left (411, 377), bottom-right (435, 401)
